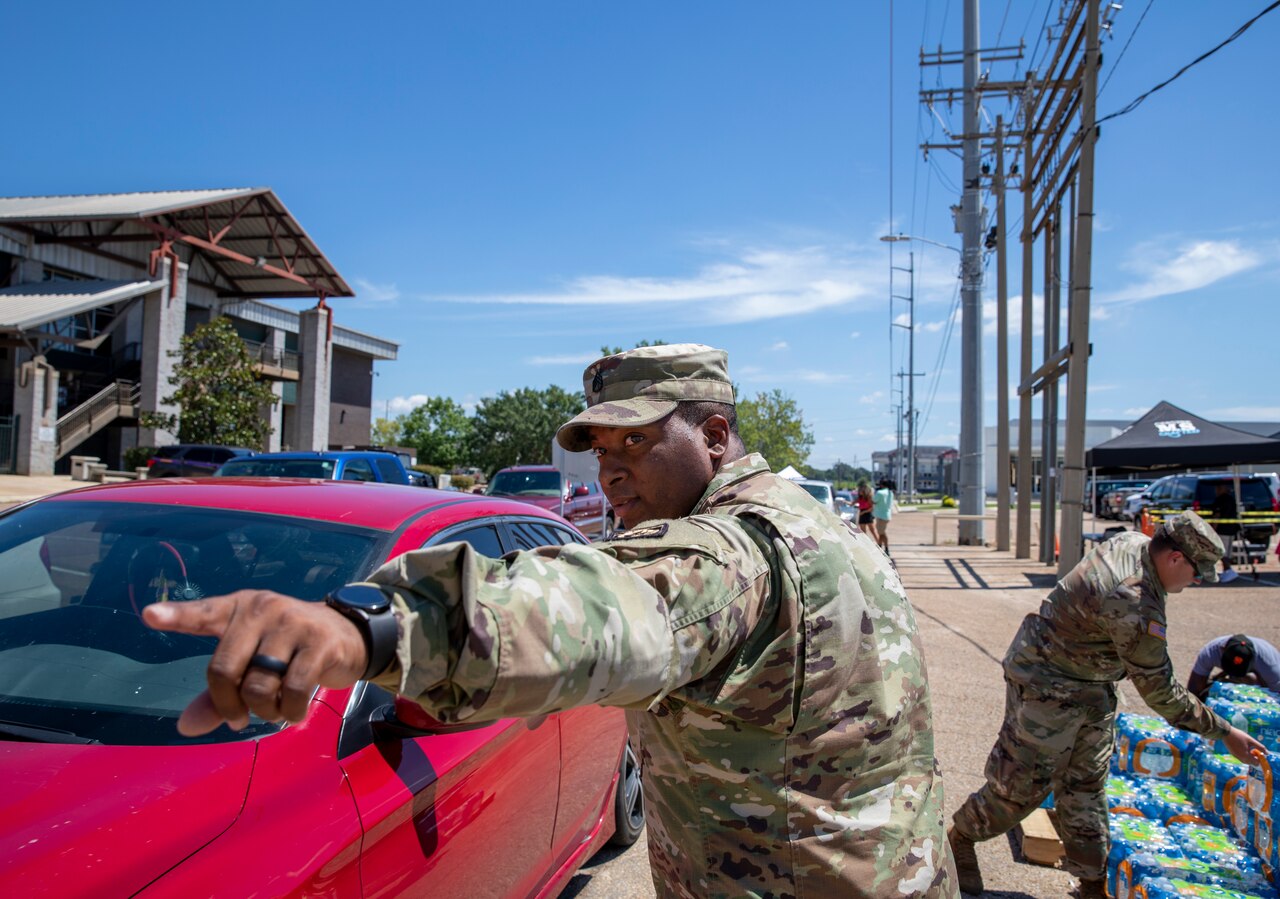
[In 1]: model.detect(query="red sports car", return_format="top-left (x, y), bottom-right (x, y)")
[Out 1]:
top-left (0, 479), bottom-right (643, 896)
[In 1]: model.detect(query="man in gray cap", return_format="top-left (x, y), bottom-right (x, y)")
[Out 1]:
top-left (146, 343), bottom-right (957, 898)
top-left (947, 511), bottom-right (1265, 898)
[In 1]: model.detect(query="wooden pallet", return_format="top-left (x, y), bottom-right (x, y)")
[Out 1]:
top-left (1019, 807), bottom-right (1065, 867)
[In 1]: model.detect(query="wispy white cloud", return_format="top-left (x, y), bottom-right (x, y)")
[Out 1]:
top-left (738, 368), bottom-right (851, 385)
top-left (526, 352), bottom-right (599, 366)
top-left (849, 330), bottom-right (861, 339)
top-left (430, 243), bottom-right (884, 324)
top-left (386, 394), bottom-right (429, 415)
top-left (859, 390), bottom-right (885, 406)
top-left (770, 341), bottom-right (790, 351)
top-left (1100, 240), bottom-right (1264, 304)
top-left (353, 278), bottom-right (400, 303)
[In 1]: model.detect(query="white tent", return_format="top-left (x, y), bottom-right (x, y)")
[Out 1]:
top-left (777, 465), bottom-right (805, 480)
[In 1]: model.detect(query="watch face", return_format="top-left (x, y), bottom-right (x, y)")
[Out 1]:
top-left (331, 584), bottom-right (391, 614)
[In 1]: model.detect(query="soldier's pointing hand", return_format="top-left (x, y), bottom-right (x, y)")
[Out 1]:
top-left (144, 591), bottom-right (368, 736)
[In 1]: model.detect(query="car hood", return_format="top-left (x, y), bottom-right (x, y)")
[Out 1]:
top-left (0, 739), bottom-right (256, 895)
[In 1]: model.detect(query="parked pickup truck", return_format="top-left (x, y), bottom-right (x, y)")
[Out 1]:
top-left (485, 464), bottom-right (614, 539)
top-left (215, 451), bottom-right (411, 485)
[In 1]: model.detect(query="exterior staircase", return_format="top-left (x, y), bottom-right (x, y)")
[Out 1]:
top-left (56, 380), bottom-right (141, 458)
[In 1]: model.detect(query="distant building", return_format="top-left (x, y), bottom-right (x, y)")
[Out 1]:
top-left (871, 445), bottom-right (958, 495)
top-left (0, 189), bottom-right (397, 474)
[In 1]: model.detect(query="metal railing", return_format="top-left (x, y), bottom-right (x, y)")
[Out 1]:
top-left (56, 380), bottom-right (140, 457)
top-left (241, 338), bottom-right (300, 375)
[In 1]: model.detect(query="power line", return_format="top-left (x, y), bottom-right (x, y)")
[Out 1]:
top-left (1098, 0), bottom-right (1155, 97)
top-left (1098, 0), bottom-right (1280, 126)
top-left (994, 0), bottom-right (1016, 51)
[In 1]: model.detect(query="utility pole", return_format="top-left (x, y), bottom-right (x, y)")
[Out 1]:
top-left (994, 116), bottom-right (1011, 551)
top-left (1057, 0), bottom-right (1100, 573)
top-left (958, 0), bottom-right (985, 544)
top-left (1016, 75), bottom-right (1035, 559)
top-left (1041, 212), bottom-right (1060, 566)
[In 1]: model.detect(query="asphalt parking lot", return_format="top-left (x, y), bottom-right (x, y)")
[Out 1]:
top-left (7, 478), bottom-right (1273, 897)
top-left (565, 505), bottom-right (1280, 898)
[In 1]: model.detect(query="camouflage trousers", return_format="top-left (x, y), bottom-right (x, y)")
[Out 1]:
top-left (952, 676), bottom-right (1117, 880)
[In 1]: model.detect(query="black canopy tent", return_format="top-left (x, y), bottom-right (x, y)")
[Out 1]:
top-left (1086, 401), bottom-right (1280, 472)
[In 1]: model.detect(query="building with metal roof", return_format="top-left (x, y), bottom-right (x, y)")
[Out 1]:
top-left (0, 189), bottom-right (397, 475)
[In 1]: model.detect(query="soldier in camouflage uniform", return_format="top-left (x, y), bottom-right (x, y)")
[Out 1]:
top-left (147, 343), bottom-right (958, 899)
top-left (948, 513), bottom-right (1265, 898)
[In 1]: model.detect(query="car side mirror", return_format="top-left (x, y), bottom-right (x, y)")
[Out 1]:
top-left (370, 695), bottom-right (493, 740)
top-left (573, 485), bottom-right (590, 497)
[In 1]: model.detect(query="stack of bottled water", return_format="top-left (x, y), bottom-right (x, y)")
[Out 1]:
top-left (1104, 681), bottom-right (1280, 897)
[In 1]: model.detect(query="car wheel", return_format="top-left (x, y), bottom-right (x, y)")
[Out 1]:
top-left (609, 740), bottom-right (645, 847)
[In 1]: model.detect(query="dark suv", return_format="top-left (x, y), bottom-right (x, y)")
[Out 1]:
top-left (1144, 473), bottom-right (1278, 563)
top-left (146, 444), bottom-right (255, 478)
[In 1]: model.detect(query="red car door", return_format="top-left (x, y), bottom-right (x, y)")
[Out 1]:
top-left (340, 710), bottom-right (561, 898)
top-left (339, 518), bottom-right (564, 897)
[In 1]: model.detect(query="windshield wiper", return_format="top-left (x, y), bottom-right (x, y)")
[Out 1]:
top-left (0, 719), bottom-right (99, 744)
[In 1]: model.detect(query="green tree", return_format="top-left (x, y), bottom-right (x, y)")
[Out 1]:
top-left (598, 339), bottom-right (667, 356)
top-left (469, 385), bottom-right (585, 474)
top-left (736, 388), bottom-right (813, 471)
top-left (400, 397), bottom-right (473, 469)
top-left (140, 317), bottom-right (277, 447)
top-left (370, 416), bottom-right (403, 447)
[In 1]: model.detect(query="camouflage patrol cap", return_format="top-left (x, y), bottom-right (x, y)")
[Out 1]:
top-left (555, 343), bottom-right (734, 452)
top-left (1156, 510), bottom-right (1224, 583)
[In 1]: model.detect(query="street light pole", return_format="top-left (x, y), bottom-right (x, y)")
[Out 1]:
top-left (881, 234), bottom-right (960, 500)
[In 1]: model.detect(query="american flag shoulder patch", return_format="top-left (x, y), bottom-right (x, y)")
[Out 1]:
top-left (1147, 621), bottom-right (1167, 640)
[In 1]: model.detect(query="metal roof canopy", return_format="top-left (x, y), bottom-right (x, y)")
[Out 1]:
top-left (0, 279), bottom-right (164, 331)
top-left (0, 189), bottom-right (352, 299)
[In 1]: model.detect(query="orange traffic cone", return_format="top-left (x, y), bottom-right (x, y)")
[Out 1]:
top-left (1055, 533), bottom-right (1060, 560)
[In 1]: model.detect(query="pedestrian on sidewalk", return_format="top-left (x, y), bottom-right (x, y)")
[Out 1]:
top-left (947, 511), bottom-right (1264, 899)
top-left (145, 343), bottom-right (958, 899)
top-left (857, 480), bottom-right (876, 538)
top-left (873, 479), bottom-right (895, 555)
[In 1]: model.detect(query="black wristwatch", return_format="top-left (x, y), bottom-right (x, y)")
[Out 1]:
top-left (325, 584), bottom-right (399, 681)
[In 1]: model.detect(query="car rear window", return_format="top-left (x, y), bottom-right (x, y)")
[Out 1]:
top-left (218, 458), bottom-right (336, 479)
top-left (373, 457), bottom-right (407, 484)
top-left (488, 470), bottom-right (562, 496)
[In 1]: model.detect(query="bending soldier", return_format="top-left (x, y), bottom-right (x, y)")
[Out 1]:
top-left (146, 343), bottom-right (958, 899)
top-left (947, 513), bottom-right (1265, 898)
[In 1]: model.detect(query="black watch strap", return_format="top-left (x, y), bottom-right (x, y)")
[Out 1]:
top-left (325, 585), bottom-right (399, 681)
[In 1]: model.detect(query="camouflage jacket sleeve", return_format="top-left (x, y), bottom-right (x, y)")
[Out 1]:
top-left (1099, 584), bottom-right (1231, 739)
top-left (363, 518), bottom-right (771, 724)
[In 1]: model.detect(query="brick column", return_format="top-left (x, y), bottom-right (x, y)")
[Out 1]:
top-left (262, 326), bottom-right (285, 451)
top-left (138, 259), bottom-right (187, 448)
top-left (14, 356), bottom-right (59, 475)
top-left (295, 303), bottom-right (331, 451)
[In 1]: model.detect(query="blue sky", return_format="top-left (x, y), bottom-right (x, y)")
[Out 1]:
top-left (5, 2), bottom-right (1278, 469)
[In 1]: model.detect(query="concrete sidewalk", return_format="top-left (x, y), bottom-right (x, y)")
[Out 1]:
top-left (0, 474), bottom-right (89, 506)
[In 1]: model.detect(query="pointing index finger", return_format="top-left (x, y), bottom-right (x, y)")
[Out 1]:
top-left (143, 594), bottom-right (236, 637)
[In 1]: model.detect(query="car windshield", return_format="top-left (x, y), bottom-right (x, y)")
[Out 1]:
top-left (0, 501), bottom-right (383, 746)
top-left (217, 458), bottom-right (337, 479)
top-left (800, 483), bottom-right (832, 504)
top-left (488, 470), bottom-right (562, 497)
